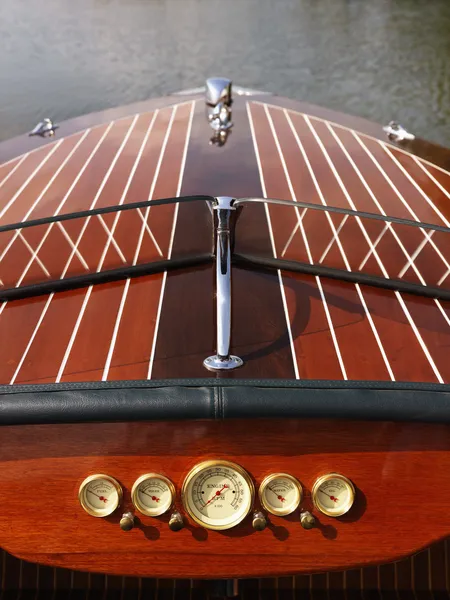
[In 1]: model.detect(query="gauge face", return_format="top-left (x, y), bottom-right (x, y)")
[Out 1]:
top-left (259, 473), bottom-right (303, 516)
top-left (312, 474), bottom-right (355, 517)
top-left (182, 460), bottom-right (254, 530)
top-left (79, 474), bottom-right (122, 517)
top-left (132, 473), bottom-right (175, 517)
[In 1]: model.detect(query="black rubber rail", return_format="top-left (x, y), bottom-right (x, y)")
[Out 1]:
top-left (0, 195), bottom-right (214, 234)
top-left (235, 197), bottom-right (450, 235)
top-left (234, 253), bottom-right (450, 301)
top-left (2, 379), bottom-right (450, 425)
top-left (0, 254), bottom-right (213, 301)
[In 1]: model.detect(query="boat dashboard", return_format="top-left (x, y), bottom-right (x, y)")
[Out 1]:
top-left (1, 379), bottom-right (450, 579)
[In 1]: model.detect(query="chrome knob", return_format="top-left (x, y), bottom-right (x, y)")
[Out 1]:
top-left (300, 511), bottom-right (316, 530)
top-left (169, 511), bottom-right (184, 531)
top-left (252, 511), bottom-right (267, 531)
top-left (120, 512), bottom-right (135, 531)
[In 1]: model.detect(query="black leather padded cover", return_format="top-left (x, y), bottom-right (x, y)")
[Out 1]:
top-left (1, 379), bottom-right (450, 425)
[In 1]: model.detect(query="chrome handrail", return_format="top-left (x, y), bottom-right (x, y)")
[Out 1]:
top-left (234, 197), bottom-right (450, 235)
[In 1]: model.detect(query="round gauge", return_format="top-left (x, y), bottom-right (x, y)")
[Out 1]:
top-left (181, 460), bottom-right (254, 530)
top-left (131, 473), bottom-right (175, 517)
top-left (259, 473), bottom-right (303, 516)
top-left (312, 473), bottom-right (355, 517)
top-left (79, 474), bottom-right (122, 517)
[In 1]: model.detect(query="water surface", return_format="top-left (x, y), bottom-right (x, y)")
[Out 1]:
top-left (1, 0), bottom-right (449, 146)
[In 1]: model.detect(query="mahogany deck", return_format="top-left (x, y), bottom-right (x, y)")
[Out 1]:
top-left (1, 92), bottom-right (450, 595)
top-left (0, 95), bottom-right (450, 384)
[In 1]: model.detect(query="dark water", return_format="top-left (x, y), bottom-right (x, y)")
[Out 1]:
top-left (1, 0), bottom-right (449, 147)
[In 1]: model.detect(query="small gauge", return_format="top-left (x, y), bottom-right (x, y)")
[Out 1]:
top-left (182, 460), bottom-right (254, 530)
top-left (79, 474), bottom-right (122, 517)
top-left (312, 473), bottom-right (355, 517)
top-left (132, 473), bottom-right (175, 517)
top-left (259, 473), bottom-right (303, 516)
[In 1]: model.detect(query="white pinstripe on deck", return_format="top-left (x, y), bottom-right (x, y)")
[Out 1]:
top-left (265, 102), bottom-right (446, 383)
top-left (5, 124), bottom-right (114, 286)
top-left (246, 101), bottom-right (300, 380)
top-left (147, 101), bottom-right (196, 380)
top-left (0, 140), bottom-right (63, 222)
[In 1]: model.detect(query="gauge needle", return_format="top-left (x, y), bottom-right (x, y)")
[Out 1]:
top-left (319, 489), bottom-right (339, 503)
top-left (268, 486), bottom-right (286, 503)
top-left (88, 490), bottom-right (108, 503)
top-left (204, 485), bottom-right (229, 507)
top-left (140, 490), bottom-right (161, 502)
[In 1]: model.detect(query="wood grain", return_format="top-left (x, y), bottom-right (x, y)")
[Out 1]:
top-left (1, 96), bottom-right (450, 384)
top-left (0, 418), bottom-right (449, 578)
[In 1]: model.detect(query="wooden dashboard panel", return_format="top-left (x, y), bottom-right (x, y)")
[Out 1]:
top-left (0, 418), bottom-right (449, 578)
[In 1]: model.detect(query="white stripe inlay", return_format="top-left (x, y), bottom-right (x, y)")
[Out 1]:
top-left (0, 154), bottom-right (29, 191)
top-left (326, 122), bottom-right (427, 281)
top-left (294, 112), bottom-right (395, 379)
top-left (55, 286), bottom-right (93, 383)
top-left (147, 100), bottom-right (196, 380)
top-left (246, 101), bottom-right (300, 380)
top-left (133, 107), bottom-right (177, 267)
top-left (381, 143), bottom-right (450, 227)
top-left (311, 120), bottom-right (447, 382)
top-left (0, 130), bottom-right (90, 265)
top-left (96, 110), bottom-right (161, 273)
top-left (102, 278), bottom-right (131, 381)
top-left (10, 294), bottom-right (54, 385)
top-left (252, 98), bottom-right (450, 178)
top-left (101, 111), bottom-right (163, 381)
top-left (60, 115), bottom-right (139, 280)
top-left (413, 156), bottom-right (450, 201)
top-left (354, 132), bottom-right (450, 279)
top-left (347, 131), bottom-right (445, 381)
top-left (305, 116), bottom-right (390, 278)
top-left (0, 140), bottom-right (63, 222)
top-left (302, 117), bottom-right (400, 379)
top-left (319, 214), bottom-right (349, 264)
top-left (16, 232), bottom-right (51, 280)
top-left (0, 126), bottom-right (111, 277)
top-left (55, 117), bottom-right (139, 382)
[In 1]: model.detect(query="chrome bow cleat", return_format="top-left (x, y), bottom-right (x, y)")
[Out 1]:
top-left (383, 121), bottom-right (415, 142)
top-left (29, 118), bottom-right (59, 138)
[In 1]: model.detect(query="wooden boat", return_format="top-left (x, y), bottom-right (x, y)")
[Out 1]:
top-left (1, 78), bottom-right (450, 599)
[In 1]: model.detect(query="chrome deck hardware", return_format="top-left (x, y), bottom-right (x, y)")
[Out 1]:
top-left (205, 78), bottom-right (233, 145)
top-left (29, 118), bottom-right (59, 138)
top-left (204, 196), bottom-right (243, 371)
top-left (205, 77), bottom-right (232, 108)
top-left (383, 121), bottom-right (415, 142)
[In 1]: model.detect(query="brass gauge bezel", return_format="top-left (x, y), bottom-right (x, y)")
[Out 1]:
top-left (312, 473), bottom-right (355, 517)
top-left (259, 473), bottom-right (303, 516)
top-left (78, 474), bottom-right (123, 518)
top-left (131, 473), bottom-right (176, 517)
top-left (181, 459), bottom-right (255, 531)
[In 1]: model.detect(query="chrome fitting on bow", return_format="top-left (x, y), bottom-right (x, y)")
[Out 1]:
top-left (204, 196), bottom-right (243, 372)
top-left (29, 118), bottom-right (59, 138)
top-left (383, 121), bottom-right (415, 142)
top-left (205, 78), bottom-right (233, 145)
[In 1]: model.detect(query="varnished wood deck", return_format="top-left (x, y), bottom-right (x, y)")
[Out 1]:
top-left (0, 94), bottom-right (450, 385)
top-left (1, 93), bottom-right (450, 596)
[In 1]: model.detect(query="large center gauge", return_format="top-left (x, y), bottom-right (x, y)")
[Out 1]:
top-left (181, 460), bottom-right (254, 530)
